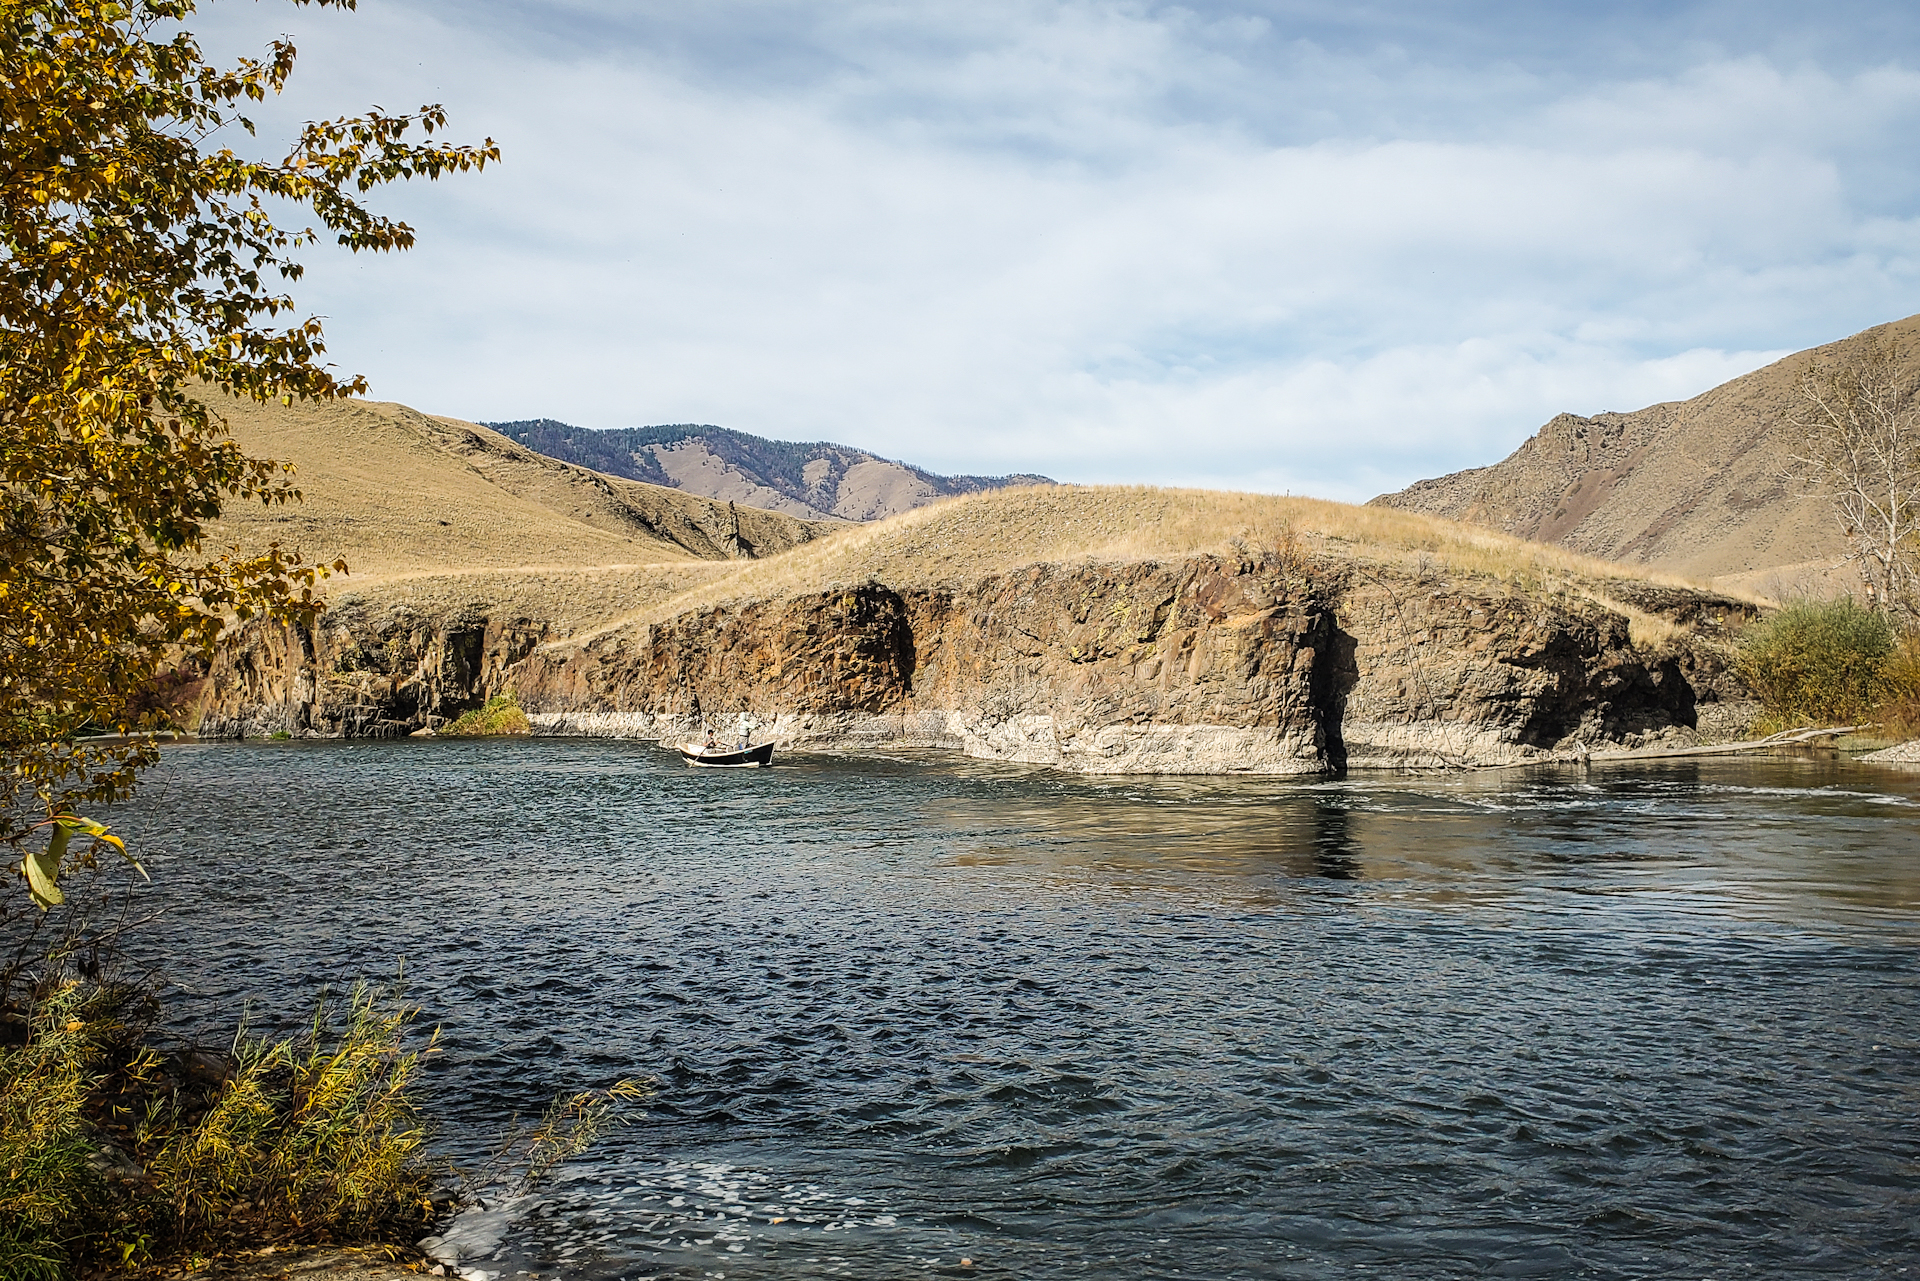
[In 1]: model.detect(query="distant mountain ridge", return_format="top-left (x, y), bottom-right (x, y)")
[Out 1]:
top-left (484, 419), bottom-right (1052, 523)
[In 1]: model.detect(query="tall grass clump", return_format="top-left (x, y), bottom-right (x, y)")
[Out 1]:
top-left (1735, 598), bottom-right (1899, 731)
top-left (0, 984), bottom-right (111, 1280)
top-left (0, 963), bottom-right (443, 1276)
top-left (0, 947), bottom-right (652, 1278)
top-left (441, 693), bottom-right (530, 737)
top-left (144, 982), bottom-right (438, 1250)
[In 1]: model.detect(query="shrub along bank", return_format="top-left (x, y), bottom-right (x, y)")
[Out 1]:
top-left (1735, 598), bottom-right (1920, 735)
top-left (0, 946), bottom-right (644, 1279)
top-left (1, 969), bottom-right (439, 1278)
top-left (440, 695), bottom-right (531, 737)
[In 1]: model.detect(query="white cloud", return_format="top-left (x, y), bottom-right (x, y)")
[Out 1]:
top-left (189, 1), bottom-right (1920, 499)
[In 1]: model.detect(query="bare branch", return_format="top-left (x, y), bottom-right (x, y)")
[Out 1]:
top-left (1783, 334), bottom-right (1920, 622)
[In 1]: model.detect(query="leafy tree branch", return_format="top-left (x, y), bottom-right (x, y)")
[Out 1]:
top-left (0, 0), bottom-right (497, 903)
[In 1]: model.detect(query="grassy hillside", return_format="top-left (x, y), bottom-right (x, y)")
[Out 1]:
top-left (1373, 313), bottom-right (1920, 595)
top-left (552, 484), bottom-right (1744, 653)
top-left (201, 394), bottom-right (838, 589)
top-left (197, 393), bottom-right (1751, 658)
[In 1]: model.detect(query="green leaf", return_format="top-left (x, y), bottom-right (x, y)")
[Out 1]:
top-left (25, 824), bottom-right (71, 910)
top-left (59, 815), bottom-right (148, 882)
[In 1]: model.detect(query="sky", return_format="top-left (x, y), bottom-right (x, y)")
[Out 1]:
top-left (192, 0), bottom-right (1920, 501)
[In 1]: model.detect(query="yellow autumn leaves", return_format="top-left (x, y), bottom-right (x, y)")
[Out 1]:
top-left (1, 0), bottom-right (496, 904)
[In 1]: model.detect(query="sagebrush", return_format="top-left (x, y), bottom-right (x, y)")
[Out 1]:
top-left (1735, 598), bottom-right (1902, 731)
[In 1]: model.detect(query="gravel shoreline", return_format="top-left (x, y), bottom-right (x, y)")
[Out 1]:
top-left (1860, 739), bottom-right (1920, 763)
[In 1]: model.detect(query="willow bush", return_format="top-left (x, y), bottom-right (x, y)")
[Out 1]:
top-left (1735, 598), bottom-right (1900, 730)
top-left (1879, 631), bottom-right (1920, 736)
top-left (1, 962), bottom-right (651, 1276)
top-left (1, 973), bottom-right (439, 1275)
top-left (0, 984), bottom-right (112, 1280)
top-left (145, 983), bottom-right (439, 1250)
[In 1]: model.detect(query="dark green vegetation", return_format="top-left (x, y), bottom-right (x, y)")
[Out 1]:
top-left (441, 694), bottom-right (531, 737)
top-left (486, 419), bottom-right (1051, 518)
top-left (1736, 598), bottom-right (1920, 733)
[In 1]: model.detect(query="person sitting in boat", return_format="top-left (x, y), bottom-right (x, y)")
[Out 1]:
top-left (703, 726), bottom-right (717, 753)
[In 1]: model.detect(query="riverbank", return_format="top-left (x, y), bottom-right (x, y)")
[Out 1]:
top-left (183, 1247), bottom-right (419, 1281)
top-left (190, 486), bottom-right (1763, 774)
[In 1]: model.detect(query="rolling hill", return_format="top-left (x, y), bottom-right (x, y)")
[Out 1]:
top-left (198, 393), bottom-right (841, 639)
top-left (201, 394), bottom-right (842, 576)
top-left (1371, 314), bottom-right (1920, 596)
top-left (484, 420), bottom-right (1053, 522)
top-left (187, 387), bottom-right (1780, 771)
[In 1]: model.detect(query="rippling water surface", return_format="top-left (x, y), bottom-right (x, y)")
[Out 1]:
top-left (95, 742), bottom-right (1920, 1279)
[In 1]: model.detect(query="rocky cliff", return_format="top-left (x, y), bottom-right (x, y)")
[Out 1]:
top-left (196, 596), bottom-right (547, 740)
top-left (194, 546), bottom-right (1757, 774)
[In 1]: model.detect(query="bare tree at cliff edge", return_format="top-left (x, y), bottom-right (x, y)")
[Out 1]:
top-left (1788, 335), bottom-right (1920, 622)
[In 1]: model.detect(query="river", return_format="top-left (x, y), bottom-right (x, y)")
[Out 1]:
top-left (88, 741), bottom-right (1920, 1279)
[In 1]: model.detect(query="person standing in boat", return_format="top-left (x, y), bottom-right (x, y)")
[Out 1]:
top-left (736, 710), bottom-right (754, 751)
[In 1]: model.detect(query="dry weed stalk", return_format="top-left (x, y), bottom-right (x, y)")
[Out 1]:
top-left (467, 1078), bottom-right (655, 1199)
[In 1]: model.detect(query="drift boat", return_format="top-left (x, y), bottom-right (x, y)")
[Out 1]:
top-left (679, 739), bottom-right (776, 768)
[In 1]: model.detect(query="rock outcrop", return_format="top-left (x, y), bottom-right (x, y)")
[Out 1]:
top-left (195, 597), bottom-right (546, 740)
top-left (195, 550), bottom-right (1756, 774)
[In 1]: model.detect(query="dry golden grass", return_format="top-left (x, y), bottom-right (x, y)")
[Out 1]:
top-left (324, 562), bottom-right (739, 640)
top-left (200, 392), bottom-right (832, 581)
top-left (552, 484), bottom-right (1749, 649)
top-left (194, 390), bottom-right (1751, 650)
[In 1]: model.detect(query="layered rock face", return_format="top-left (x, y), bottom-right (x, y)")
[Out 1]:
top-left (195, 551), bottom-right (1753, 774)
top-left (521, 556), bottom-right (1732, 772)
top-left (195, 598), bottom-right (545, 740)
top-left (518, 559), bottom-right (1342, 773)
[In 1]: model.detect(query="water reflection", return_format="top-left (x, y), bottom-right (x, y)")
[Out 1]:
top-left (909, 753), bottom-right (1920, 923)
top-left (1310, 798), bottom-right (1360, 880)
